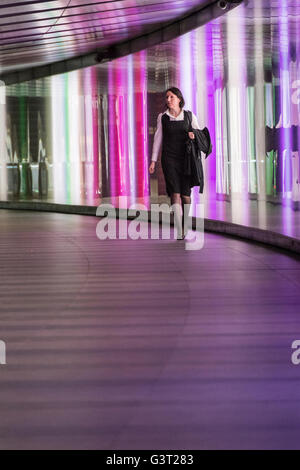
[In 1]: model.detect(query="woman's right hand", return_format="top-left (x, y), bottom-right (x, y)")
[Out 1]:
top-left (149, 161), bottom-right (156, 174)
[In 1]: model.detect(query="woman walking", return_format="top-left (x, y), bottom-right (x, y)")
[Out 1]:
top-left (149, 87), bottom-right (201, 239)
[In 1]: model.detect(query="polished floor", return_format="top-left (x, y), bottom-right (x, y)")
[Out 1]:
top-left (0, 210), bottom-right (300, 449)
top-left (8, 194), bottom-right (300, 241)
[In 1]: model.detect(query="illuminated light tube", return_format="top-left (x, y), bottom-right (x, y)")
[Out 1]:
top-left (179, 31), bottom-right (200, 212)
top-left (195, 25), bottom-right (210, 208)
top-left (279, 0), bottom-right (292, 199)
top-left (115, 57), bottom-right (129, 196)
top-left (83, 67), bottom-right (99, 203)
top-left (0, 80), bottom-right (7, 199)
top-left (265, 82), bottom-right (276, 197)
top-left (247, 86), bottom-right (257, 194)
top-left (226, 3), bottom-right (248, 196)
top-left (19, 96), bottom-right (32, 198)
top-left (127, 54), bottom-right (137, 199)
top-left (51, 74), bottom-right (67, 202)
top-left (211, 20), bottom-right (226, 196)
top-left (253, 0), bottom-right (266, 199)
top-left (134, 50), bottom-right (149, 198)
top-left (215, 87), bottom-right (225, 194)
top-left (108, 61), bottom-right (119, 197)
top-left (67, 70), bottom-right (81, 205)
top-left (179, 32), bottom-right (193, 111)
top-left (64, 74), bottom-right (72, 203)
top-left (204, 22), bottom-right (216, 199)
top-left (108, 57), bottom-right (132, 199)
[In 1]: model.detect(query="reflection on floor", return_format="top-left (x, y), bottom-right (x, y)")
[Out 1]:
top-left (0, 210), bottom-right (300, 449)
top-left (4, 193), bottom-right (300, 240)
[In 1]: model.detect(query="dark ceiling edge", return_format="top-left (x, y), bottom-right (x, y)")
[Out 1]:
top-left (0, 0), bottom-right (244, 85)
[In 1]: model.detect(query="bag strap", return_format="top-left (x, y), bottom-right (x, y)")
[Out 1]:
top-left (185, 110), bottom-right (193, 132)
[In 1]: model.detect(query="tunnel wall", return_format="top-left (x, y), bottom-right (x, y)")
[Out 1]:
top-left (1, 0), bottom-right (300, 214)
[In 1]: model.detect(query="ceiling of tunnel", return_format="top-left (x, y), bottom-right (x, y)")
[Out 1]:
top-left (0, 0), bottom-right (217, 74)
top-left (3, 0), bottom-right (300, 90)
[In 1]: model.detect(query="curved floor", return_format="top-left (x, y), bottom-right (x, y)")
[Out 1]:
top-left (0, 210), bottom-right (300, 449)
top-left (1, 200), bottom-right (300, 255)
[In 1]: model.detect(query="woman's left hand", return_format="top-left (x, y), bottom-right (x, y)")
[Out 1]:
top-left (188, 132), bottom-right (195, 140)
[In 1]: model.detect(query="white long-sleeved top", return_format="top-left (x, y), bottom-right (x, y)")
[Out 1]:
top-left (151, 109), bottom-right (200, 162)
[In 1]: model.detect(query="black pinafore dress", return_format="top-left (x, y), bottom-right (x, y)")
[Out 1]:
top-left (161, 111), bottom-right (191, 197)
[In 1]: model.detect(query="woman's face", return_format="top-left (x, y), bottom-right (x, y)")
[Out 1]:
top-left (166, 91), bottom-right (181, 110)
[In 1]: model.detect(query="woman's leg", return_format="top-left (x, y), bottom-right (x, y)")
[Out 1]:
top-left (181, 195), bottom-right (191, 235)
top-left (171, 192), bottom-right (183, 238)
